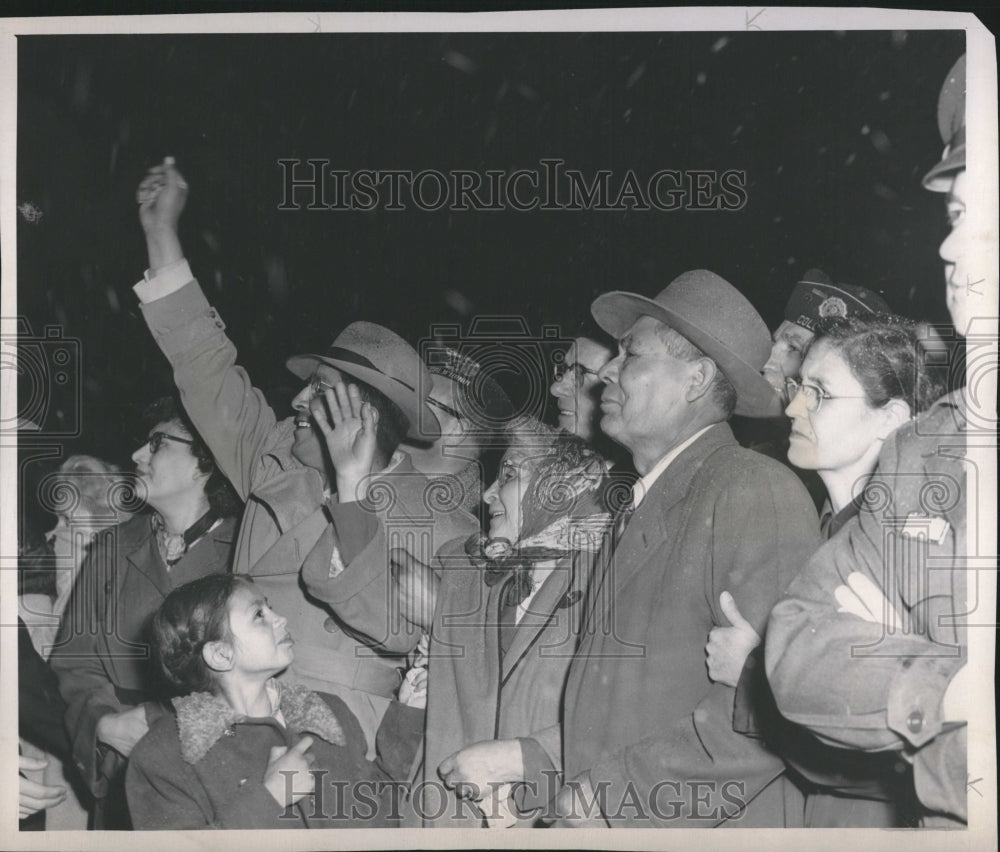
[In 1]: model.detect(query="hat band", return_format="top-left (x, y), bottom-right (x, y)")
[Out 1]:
top-left (325, 346), bottom-right (417, 393)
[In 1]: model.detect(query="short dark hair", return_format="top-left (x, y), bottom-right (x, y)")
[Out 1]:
top-left (810, 315), bottom-right (945, 415)
top-left (654, 324), bottom-right (738, 419)
top-left (350, 379), bottom-right (410, 459)
top-left (141, 397), bottom-right (241, 517)
top-left (152, 573), bottom-right (250, 695)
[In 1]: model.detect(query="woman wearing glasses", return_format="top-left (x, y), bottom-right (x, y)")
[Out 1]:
top-left (706, 314), bottom-right (944, 827)
top-left (50, 397), bottom-right (239, 829)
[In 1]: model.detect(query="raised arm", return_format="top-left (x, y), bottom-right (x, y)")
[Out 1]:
top-left (133, 159), bottom-right (286, 499)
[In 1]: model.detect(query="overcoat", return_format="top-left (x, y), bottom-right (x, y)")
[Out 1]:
top-left (137, 276), bottom-right (477, 751)
top-left (126, 683), bottom-right (419, 829)
top-left (562, 423), bottom-right (820, 827)
top-left (766, 390), bottom-right (969, 826)
top-left (50, 512), bottom-right (236, 796)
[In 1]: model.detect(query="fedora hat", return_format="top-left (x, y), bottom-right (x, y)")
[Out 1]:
top-left (591, 269), bottom-right (783, 417)
top-left (286, 322), bottom-right (440, 439)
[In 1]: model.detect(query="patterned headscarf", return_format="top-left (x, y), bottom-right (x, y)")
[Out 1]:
top-left (473, 426), bottom-right (612, 606)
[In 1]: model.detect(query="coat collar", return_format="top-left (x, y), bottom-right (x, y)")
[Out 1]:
top-left (172, 681), bottom-right (346, 764)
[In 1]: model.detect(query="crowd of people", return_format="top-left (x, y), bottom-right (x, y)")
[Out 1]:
top-left (17, 53), bottom-right (982, 831)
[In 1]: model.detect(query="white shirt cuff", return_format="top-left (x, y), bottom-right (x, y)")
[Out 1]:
top-left (133, 258), bottom-right (193, 303)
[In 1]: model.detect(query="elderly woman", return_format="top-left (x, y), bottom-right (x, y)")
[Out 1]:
top-left (706, 314), bottom-right (944, 827)
top-left (49, 397), bottom-right (240, 829)
top-left (304, 416), bottom-right (617, 827)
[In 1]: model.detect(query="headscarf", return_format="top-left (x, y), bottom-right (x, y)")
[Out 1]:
top-left (473, 435), bottom-right (612, 607)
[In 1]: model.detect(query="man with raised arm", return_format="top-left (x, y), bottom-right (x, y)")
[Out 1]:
top-left (133, 162), bottom-right (477, 756)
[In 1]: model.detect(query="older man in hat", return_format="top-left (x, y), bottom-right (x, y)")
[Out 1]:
top-left (554, 270), bottom-right (821, 827)
top-left (766, 54), bottom-right (990, 828)
top-left (132, 161), bottom-right (477, 756)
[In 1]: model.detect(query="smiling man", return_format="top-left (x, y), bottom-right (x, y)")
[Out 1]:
top-left (555, 270), bottom-right (820, 827)
top-left (130, 162), bottom-right (477, 759)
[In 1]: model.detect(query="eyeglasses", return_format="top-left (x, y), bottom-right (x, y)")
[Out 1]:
top-left (309, 374), bottom-right (336, 397)
top-left (145, 431), bottom-right (195, 454)
top-left (553, 361), bottom-right (602, 385)
top-left (784, 378), bottom-right (869, 414)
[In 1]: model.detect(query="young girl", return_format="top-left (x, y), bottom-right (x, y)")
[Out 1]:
top-left (126, 574), bottom-right (419, 829)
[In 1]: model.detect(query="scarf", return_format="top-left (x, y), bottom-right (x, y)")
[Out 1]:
top-left (152, 508), bottom-right (219, 567)
top-left (476, 454), bottom-right (612, 607)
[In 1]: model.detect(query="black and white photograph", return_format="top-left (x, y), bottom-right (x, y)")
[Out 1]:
top-left (1, 7), bottom-right (996, 850)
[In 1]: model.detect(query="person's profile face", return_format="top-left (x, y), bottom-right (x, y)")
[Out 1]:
top-left (762, 321), bottom-right (815, 402)
top-left (939, 170), bottom-right (993, 337)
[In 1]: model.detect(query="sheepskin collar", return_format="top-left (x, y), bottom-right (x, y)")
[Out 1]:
top-left (172, 681), bottom-right (346, 765)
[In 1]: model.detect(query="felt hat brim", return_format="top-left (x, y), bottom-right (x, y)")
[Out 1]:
top-left (592, 290), bottom-right (784, 418)
top-left (286, 354), bottom-right (441, 440)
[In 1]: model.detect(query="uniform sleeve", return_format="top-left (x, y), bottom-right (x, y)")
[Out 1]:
top-left (765, 425), bottom-right (968, 821)
top-left (766, 430), bottom-right (967, 750)
top-left (586, 462), bottom-right (820, 826)
top-left (137, 276), bottom-right (283, 500)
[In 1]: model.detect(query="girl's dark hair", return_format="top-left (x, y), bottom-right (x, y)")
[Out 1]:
top-left (810, 314), bottom-right (946, 415)
top-left (152, 573), bottom-right (250, 694)
top-left (141, 397), bottom-right (242, 517)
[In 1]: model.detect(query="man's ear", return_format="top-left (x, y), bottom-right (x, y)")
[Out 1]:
top-left (685, 358), bottom-right (718, 403)
top-left (877, 398), bottom-right (913, 438)
top-left (203, 639), bottom-right (235, 674)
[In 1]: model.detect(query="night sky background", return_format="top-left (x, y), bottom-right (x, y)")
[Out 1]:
top-left (15, 28), bottom-right (965, 533)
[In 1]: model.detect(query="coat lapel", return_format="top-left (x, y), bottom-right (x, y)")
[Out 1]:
top-left (123, 522), bottom-right (171, 598)
top-left (591, 425), bottom-right (738, 616)
top-left (499, 558), bottom-right (574, 683)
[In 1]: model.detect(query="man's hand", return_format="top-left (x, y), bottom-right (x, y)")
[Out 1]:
top-left (264, 736), bottom-right (316, 806)
top-left (19, 756), bottom-right (67, 820)
top-left (438, 739), bottom-right (524, 800)
top-left (706, 591), bottom-right (761, 687)
top-left (552, 773), bottom-right (608, 827)
top-left (137, 157), bottom-right (187, 269)
top-left (96, 706), bottom-right (149, 758)
top-left (311, 383), bottom-right (378, 502)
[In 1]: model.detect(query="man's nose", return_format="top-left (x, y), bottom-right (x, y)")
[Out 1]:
top-left (598, 354), bottom-right (622, 384)
top-left (291, 385), bottom-right (311, 412)
top-left (132, 443), bottom-right (149, 464)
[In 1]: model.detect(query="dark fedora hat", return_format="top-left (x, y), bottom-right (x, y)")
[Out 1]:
top-left (286, 322), bottom-right (440, 440)
top-left (591, 269), bottom-right (782, 417)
